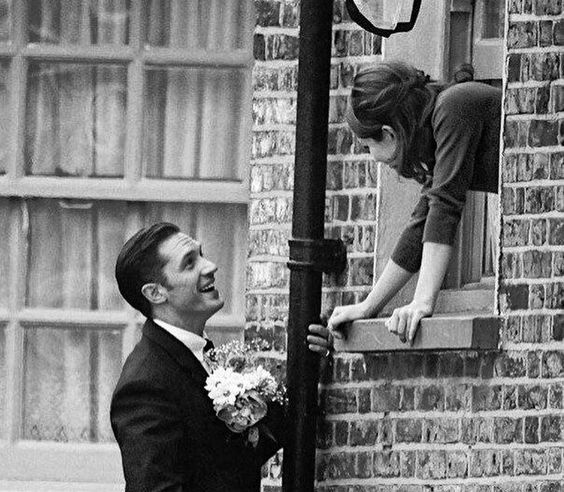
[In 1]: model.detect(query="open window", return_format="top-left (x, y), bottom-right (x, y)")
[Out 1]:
top-left (443, 0), bottom-right (504, 293)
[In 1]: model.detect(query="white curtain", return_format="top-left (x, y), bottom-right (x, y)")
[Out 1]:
top-left (23, 327), bottom-right (122, 442)
top-left (0, 63), bottom-right (8, 174)
top-left (143, 0), bottom-right (248, 180)
top-left (25, 199), bottom-right (128, 442)
top-left (26, 0), bottom-right (128, 177)
top-left (483, 193), bottom-right (499, 277)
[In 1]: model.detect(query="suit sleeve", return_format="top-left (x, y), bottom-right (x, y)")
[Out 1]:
top-left (111, 380), bottom-right (186, 492)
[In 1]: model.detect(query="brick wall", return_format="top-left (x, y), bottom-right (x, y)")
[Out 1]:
top-left (249, 1), bottom-right (564, 490)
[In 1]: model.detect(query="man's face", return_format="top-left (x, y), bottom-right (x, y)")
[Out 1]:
top-left (158, 232), bottom-right (224, 320)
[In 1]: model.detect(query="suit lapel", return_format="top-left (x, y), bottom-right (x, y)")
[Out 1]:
top-left (142, 319), bottom-right (209, 387)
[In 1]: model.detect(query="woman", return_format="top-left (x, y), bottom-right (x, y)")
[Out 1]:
top-left (308, 60), bottom-right (501, 352)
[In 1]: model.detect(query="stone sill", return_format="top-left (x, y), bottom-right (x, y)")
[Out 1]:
top-left (333, 312), bottom-right (501, 352)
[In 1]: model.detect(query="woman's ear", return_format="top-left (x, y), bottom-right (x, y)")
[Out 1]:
top-left (141, 283), bottom-right (167, 305)
top-left (380, 125), bottom-right (399, 162)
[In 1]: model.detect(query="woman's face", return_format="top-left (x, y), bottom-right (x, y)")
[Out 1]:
top-left (359, 132), bottom-right (401, 170)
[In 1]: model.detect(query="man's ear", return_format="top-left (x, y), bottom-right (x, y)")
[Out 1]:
top-left (141, 283), bottom-right (167, 305)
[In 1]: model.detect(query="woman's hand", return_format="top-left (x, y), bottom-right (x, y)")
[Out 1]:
top-left (385, 301), bottom-right (433, 345)
top-left (327, 303), bottom-right (368, 340)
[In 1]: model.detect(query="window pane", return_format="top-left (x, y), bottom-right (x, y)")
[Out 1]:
top-left (25, 63), bottom-right (127, 177)
top-left (0, 0), bottom-right (10, 42)
top-left (0, 198), bottom-right (10, 306)
top-left (0, 324), bottom-right (6, 439)
top-left (28, 0), bottom-right (130, 45)
top-left (144, 0), bottom-right (250, 50)
top-left (0, 61), bottom-right (9, 175)
top-left (482, 0), bottom-right (505, 39)
top-left (26, 199), bottom-right (128, 310)
top-left (141, 202), bottom-right (247, 316)
top-left (22, 326), bottom-right (122, 442)
top-left (143, 67), bottom-right (246, 180)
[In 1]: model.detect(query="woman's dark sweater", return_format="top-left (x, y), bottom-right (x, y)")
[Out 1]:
top-left (391, 81), bottom-right (502, 273)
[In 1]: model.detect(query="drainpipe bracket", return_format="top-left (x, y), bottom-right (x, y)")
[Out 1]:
top-left (288, 238), bottom-right (347, 275)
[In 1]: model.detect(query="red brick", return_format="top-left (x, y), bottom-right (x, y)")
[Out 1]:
top-left (508, 22), bottom-right (538, 48)
top-left (519, 384), bottom-right (548, 409)
top-left (540, 414), bottom-right (562, 442)
top-left (395, 418), bottom-right (422, 443)
top-left (514, 449), bottom-right (548, 475)
top-left (349, 419), bottom-right (380, 446)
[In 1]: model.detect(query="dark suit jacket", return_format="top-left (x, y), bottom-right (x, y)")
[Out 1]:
top-left (110, 319), bottom-right (282, 492)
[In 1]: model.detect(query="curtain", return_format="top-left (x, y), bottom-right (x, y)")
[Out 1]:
top-left (26, 0), bottom-right (128, 177)
top-left (143, 0), bottom-right (248, 180)
top-left (0, 0), bottom-right (10, 42)
top-left (0, 63), bottom-right (7, 175)
top-left (22, 327), bottom-right (122, 442)
top-left (0, 325), bottom-right (5, 438)
top-left (0, 198), bottom-right (10, 307)
top-left (483, 192), bottom-right (499, 277)
top-left (24, 199), bottom-right (127, 442)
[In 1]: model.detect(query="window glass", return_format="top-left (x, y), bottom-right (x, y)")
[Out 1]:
top-left (25, 199), bottom-right (246, 315)
top-left (0, 61), bottom-right (8, 175)
top-left (482, 0), bottom-right (505, 39)
top-left (25, 63), bottom-right (127, 177)
top-left (0, 325), bottom-right (6, 439)
top-left (22, 326), bottom-right (122, 442)
top-left (0, 0), bottom-right (10, 42)
top-left (28, 0), bottom-right (130, 45)
top-left (143, 67), bottom-right (246, 180)
top-left (0, 199), bottom-right (9, 306)
top-left (144, 0), bottom-right (249, 50)
top-left (26, 199), bottom-right (128, 310)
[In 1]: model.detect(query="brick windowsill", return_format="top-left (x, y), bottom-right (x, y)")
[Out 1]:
top-left (333, 313), bottom-right (501, 352)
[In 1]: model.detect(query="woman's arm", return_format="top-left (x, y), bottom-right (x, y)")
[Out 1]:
top-left (387, 241), bottom-right (452, 344)
top-left (307, 258), bottom-right (413, 350)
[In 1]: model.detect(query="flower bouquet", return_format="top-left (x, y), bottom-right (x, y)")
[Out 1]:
top-left (204, 340), bottom-right (286, 447)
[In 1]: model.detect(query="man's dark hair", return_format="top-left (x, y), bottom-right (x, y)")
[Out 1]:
top-left (115, 222), bottom-right (180, 319)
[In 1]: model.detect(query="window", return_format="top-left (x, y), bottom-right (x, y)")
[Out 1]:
top-left (0, 0), bottom-right (253, 485)
top-left (443, 0), bottom-right (504, 291)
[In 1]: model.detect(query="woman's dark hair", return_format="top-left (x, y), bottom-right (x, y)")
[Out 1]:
top-left (115, 222), bottom-right (180, 319)
top-left (346, 60), bottom-right (436, 184)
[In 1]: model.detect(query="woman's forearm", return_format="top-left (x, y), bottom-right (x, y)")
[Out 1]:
top-left (360, 259), bottom-right (414, 317)
top-left (412, 241), bottom-right (453, 311)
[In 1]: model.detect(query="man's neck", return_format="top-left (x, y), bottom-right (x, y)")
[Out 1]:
top-left (151, 312), bottom-right (206, 337)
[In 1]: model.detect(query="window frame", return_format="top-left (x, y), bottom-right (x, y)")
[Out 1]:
top-left (0, 0), bottom-right (253, 485)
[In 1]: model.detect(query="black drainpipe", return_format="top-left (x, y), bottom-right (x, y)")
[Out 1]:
top-left (283, 0), bottom-right (346, 490)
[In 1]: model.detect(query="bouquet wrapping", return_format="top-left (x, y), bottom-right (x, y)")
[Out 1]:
top-left (204, 341), bottom-right (285, 447)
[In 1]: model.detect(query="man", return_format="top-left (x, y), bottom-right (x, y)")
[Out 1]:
top-left (110, 222), bottom-right (283, 491)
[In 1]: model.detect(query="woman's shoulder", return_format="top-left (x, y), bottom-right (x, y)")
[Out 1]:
top-left (433, 81), bottom-right (501, 124)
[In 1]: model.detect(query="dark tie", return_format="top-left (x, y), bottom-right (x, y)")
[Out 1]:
top-left (204, 338), bottom-right (215, 353)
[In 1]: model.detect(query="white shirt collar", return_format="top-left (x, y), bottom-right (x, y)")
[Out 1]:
top-left (153, 318), bottom-right (207, 364)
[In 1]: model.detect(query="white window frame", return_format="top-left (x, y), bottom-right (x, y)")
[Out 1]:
top-left (0, 0), bottom-right (254, 485)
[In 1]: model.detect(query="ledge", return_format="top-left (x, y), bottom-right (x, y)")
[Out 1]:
top-left (333, 313), bottom-right (501, 352)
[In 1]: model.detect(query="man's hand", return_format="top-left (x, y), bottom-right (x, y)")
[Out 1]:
top-left (307, 324), bottom-right (333, 356)
top-left (385, 301), bottom-right (433, 345)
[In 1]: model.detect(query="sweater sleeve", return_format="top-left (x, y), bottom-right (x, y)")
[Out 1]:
top-left (390, 181), bottom-right (430, 273)
top-left (423, 85), bottom-right (483, 245)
